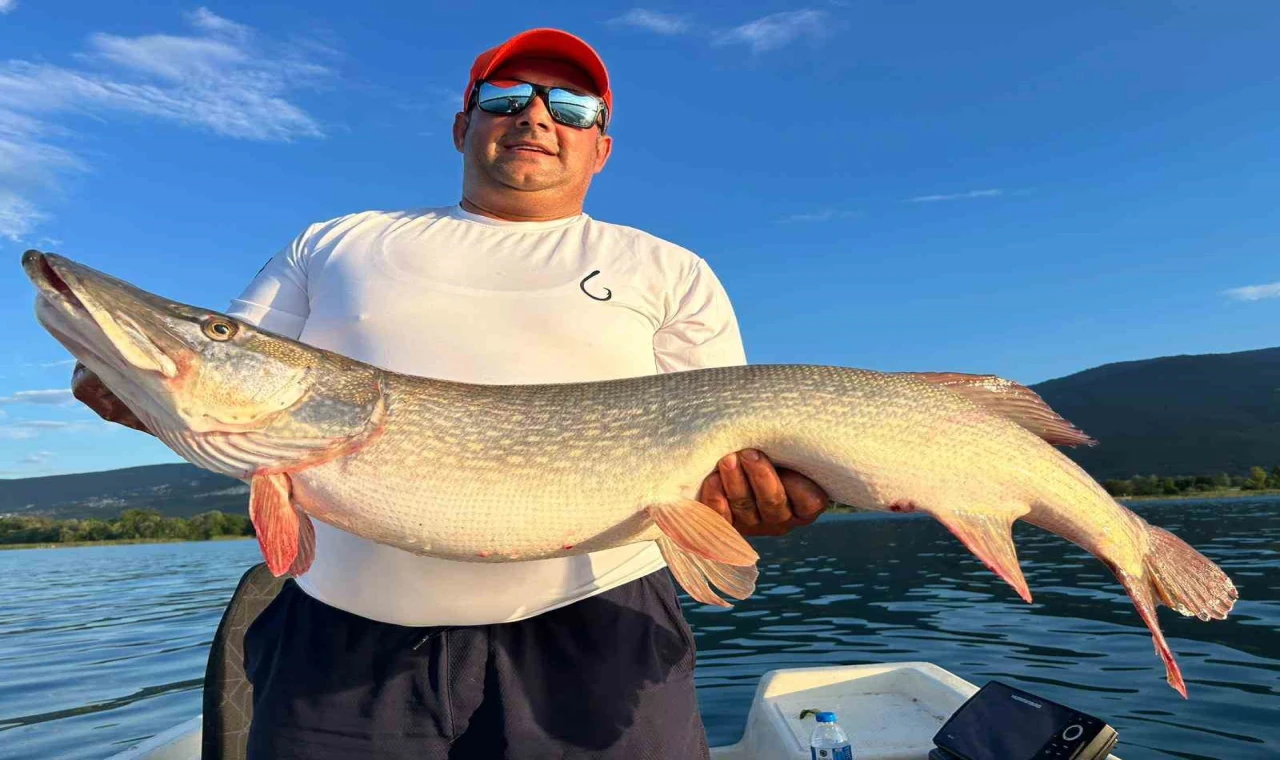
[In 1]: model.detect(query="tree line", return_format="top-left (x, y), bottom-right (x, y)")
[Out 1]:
top-left (6, 466), bottom-right (1280, 545)
top-left (0, 509), bottom-right (253, 545)
top-left (1102, 466), bottom-right (1280, 497)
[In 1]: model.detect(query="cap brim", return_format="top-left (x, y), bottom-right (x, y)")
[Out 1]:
top-left (478, 28), bottom-right (610, 109)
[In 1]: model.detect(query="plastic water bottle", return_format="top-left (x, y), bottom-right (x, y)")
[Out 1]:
top-left (809, 711), bottom-right (854, 759)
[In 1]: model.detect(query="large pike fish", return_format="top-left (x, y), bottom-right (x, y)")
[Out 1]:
top-left (23, 250), bottom-right (1237, 697)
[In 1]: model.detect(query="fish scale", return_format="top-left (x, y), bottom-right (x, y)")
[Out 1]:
top-left (22, 249), bottom-right (1239, 698)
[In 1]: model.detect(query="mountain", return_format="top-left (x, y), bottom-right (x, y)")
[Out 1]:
top-left (0, 463), bottom-right (246, 520)
top-left (3, 346), bottom-right (1278, 519)
top-left (1030, 346), bottom-right (1280, 480)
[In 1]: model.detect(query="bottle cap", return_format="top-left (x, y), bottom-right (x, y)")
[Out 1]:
top-left (816, 711), bottom-right (837, 723)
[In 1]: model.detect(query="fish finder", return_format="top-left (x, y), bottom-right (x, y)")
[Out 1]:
top-left (928, 680), bottom-right (1118, 760)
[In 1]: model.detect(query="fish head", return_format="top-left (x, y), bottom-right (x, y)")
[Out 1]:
top-left (23, 250), bottom-right (384, 476)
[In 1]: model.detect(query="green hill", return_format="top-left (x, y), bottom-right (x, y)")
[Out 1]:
top-left (1030, 346), bottom-right (1280, 480)
top-left (0, 463), bottom-right (245, 519)
top-left (3, 346), bottom-right (1278, 518)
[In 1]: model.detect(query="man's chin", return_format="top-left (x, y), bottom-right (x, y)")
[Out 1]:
top-left (490, 168), bottom-right (561, 193)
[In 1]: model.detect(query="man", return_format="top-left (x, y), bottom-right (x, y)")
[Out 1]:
top-left (73, 28), bottom-right (830, 759)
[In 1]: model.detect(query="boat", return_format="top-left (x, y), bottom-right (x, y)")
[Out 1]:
top-left (108, 660), bottom-right (1121, 759)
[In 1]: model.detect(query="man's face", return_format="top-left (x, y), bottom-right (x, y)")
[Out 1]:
top-left (453, 58), bottom-right (613, 200)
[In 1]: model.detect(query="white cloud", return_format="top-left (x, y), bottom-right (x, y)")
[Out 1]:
top-left (0, 419), bottom-right (100, 440)
top-left (608, 9), bottom-right (691, 35)
top-left (19, 450), bottom-right (53, 465)
top-left (0, 0), bottom-right (16, 15)
top-left (781, 208), bottom-right (860, 223)
top-left (0, 417), bottom-right (108, 440)
top-left (0, 389), bottom-right (76, 405)
top-left (1223, 282), bottom-right (1280, 302)
top-left (0, 191), bottom-right (47, 241)
top-left (392, 84), bottom-right (463, 118)
top-left (0, 8), bottom-right (332, 241)
top-left (908, 189), bottom-right (1004, 203)
top-left (2, 29), bottom-right (329, 140)
top-left (188, 7), bottom-right (252, 40)
top-left (32, 358), bottom-right (78, 368)
top-left (713, 10), bottom-right (830, 53)
top-left (0, 110), bottom-right (84, 240)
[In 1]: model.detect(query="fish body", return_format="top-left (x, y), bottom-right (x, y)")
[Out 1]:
top-left (22, 250), bottom-right (1237, 697)
top-left (278, 366), bottom-right (1121, 564)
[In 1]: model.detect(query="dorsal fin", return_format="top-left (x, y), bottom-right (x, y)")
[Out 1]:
top-left (902, 371), bottom-right (1097, 447)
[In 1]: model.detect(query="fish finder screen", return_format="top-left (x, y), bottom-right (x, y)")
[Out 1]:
top-left (935, 682), bottom-right (1066, 759)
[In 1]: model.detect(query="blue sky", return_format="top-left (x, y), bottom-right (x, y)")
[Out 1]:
top-left (1, 1), bottom-right (1277, 478)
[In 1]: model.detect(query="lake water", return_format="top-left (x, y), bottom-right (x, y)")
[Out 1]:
top-left (1, 498), bottom-right (1277, 759)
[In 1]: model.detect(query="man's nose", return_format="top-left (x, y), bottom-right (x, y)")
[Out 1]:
top-left (517, 93), bottom-right (554, 131)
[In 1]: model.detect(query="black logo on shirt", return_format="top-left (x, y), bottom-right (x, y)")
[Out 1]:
top-left (580, 270), bottom-right (612, 301)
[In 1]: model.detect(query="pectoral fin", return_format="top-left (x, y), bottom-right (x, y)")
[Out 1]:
top-left (649, 499), bottom-right (759, 566)
top-left (287, 509), bottom-right (316, 577)
top-left (658, 537), bottom-right (759, 608)
top-left (249, 472), bottom-right (315, 577)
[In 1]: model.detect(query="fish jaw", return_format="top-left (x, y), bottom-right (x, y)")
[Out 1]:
top-left (23, 249), bottom-right (389, 480)
top-left (26, 251), bottom-right (183, 378)
top-left (27, 251), bottom-right (190, 439)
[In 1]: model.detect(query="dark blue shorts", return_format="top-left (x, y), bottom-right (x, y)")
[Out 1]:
top-left (243, 570), bottom-right (710, 759)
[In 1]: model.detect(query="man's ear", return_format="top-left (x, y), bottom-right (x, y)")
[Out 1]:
top-left (593, 133), bottom-right (614, 174)
top-left (452, 112), bottom-right (469, 153)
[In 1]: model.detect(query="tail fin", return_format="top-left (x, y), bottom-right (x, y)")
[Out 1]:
top-left (1109, 523), bottom-right (1239, 698)
top-left (1145, 524), bottom-right (1238, 622)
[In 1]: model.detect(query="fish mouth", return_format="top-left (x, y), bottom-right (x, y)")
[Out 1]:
top-left (24, 250), bottom-right (112, 371)
top-left (23, 250), bottom-right (180, 380)
top-left (23, 250), bottom-right (89, 316)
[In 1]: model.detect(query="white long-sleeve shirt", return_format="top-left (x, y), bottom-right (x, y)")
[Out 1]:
top-left (226, 204), bottom-right (746, 626)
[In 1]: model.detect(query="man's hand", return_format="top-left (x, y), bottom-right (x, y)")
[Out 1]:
top-left (699, 449), bottom-right (829, 536)
top-left (71, 362), bottom-right (153, 435)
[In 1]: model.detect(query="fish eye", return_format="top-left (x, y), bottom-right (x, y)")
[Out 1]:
top-left (202, 318), bottom-right (237, 341)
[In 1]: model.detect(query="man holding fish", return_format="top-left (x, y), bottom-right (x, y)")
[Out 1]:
top-left (69, 28), bottom-right (831, 759)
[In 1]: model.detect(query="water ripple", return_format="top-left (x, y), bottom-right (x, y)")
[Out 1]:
top-left (0, 500), bottom-right (1277, 759)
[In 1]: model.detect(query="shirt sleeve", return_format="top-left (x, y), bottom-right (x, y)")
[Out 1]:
top-left (224, 228), bottom-right (312, 340)
top-left (653, 258), bottom-right (748, 373)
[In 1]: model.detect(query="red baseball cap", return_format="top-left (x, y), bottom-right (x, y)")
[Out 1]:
top-left (462, 28), bottom-right (612, 115)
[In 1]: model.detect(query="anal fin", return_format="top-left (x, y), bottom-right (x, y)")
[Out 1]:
top-left (249, 472), bottom-right (315, 577)
top-left (658, 537), bottom-right (758, 608)
top-left (932, 507), bottom-right (1032, 603)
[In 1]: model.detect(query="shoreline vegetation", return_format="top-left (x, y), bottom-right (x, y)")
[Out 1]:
top-left (0, 509), bottom-right (253, 550)
top-left (1119, 488), bottom-right (1280, 501)
top-left (5, 477), bottom-right (1279, 551)
top-left (1097, 466), bottom-right (1280, 499)
top-left (0, 535), bottom-right (252, 551)
top-left (824, 486), bottom-right (1280, 514)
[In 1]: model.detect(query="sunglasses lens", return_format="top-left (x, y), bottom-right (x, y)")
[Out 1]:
top-left (547, 89), bottom-right (601, 128)
top-left (477, 81), bottom-right (534, 114)
top-left (474, 81), bottom-right (604, 129)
